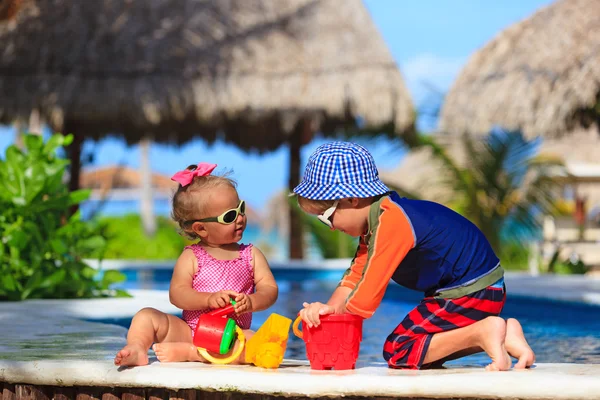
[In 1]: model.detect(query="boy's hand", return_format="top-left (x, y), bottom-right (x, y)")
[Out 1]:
top-left (299, 302), bottom-right (335, 328)
top-left (207, 290), bottom-right (237, 309)
top-left (233, 293), bottom-right (253, 314)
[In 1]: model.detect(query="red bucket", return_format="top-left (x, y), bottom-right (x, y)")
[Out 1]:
top-left (293, 314), bottom-right (363, 370)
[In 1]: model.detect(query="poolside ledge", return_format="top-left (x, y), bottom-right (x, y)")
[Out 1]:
top-left (1, 291), bottom-right (600, 400)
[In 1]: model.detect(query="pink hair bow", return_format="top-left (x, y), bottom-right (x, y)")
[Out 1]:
top-left (171, 162), bottom-right (217, 186)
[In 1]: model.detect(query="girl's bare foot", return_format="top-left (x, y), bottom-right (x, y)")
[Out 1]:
top-left (505, 318), bottom-right (536, 369)
top-left (478, 316), bottom-right (512, 371)
top-left (114, 344), bottom-right (148, 366)
top-left (152, 342), bottom-right (203, 363)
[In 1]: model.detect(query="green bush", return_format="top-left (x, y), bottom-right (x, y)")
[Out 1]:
top-left (287, 197), bottom-right (358, 259)
top-left (498, 241), bottom-right (530, 271)
top-left (99, 214), bottom-right (192, 259)
top-left (547, 248), bottom-right (589, 275)
top-left (302, 214), bottom-right (358, 259)
top-left (0, 133), bottom-right (128, 300)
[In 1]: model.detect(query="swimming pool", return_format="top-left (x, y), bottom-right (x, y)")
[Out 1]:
top-left (98, 268), bottom-right (600, 366)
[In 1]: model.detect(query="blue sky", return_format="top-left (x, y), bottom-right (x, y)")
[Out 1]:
top-left (0, 0), bottom-right (554, 211)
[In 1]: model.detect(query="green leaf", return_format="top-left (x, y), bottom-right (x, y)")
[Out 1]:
top-left (50, 239), bottom-right (69, 255)
top-left (1, 273), bottom-right (19, 292)
top-left (81, 265), bottom-right (98, 279)
top-left (23, 165), bottom-right (48, 204)
top-left (38, 269), bottom-right (67, 289)
top-left (101, 269), bottom-right (126, 289)
top-left (77, 236), bottom-right (107, 252)
top-left (21, 269), bottom-right (45, 299)
top-left (42, 133), bottom-right (66, 154)
top-left (23, 134), bottom-right (44, 153)
top-left (68, 189), bottom-right (91, 205)
top-left (28, 194), bottom-right (71, 213)
top-left (4, 148), bottom-right (26, 199)
top-left (113, 289), bottom-right (133, 298)
top-left (5, 229), bottom-right (29, 250)
top-left (62, 133), bottom-right (74, 147)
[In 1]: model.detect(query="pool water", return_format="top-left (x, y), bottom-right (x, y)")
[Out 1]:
top-left (98, 269), bottom-right (600, 366)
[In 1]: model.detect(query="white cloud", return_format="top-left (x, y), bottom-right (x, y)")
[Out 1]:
top-left (400, 53), bottom-right (466, 104)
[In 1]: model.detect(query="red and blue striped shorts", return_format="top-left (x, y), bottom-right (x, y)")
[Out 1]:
top-left (382, 283), bottom-right (506, 369)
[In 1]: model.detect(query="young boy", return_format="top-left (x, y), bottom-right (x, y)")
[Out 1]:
top-left (293, 141), bottom-right (535, 371)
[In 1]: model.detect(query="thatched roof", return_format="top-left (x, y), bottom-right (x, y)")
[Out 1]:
top-left (79, 165), bottom-right (177, 192)
top-left (381, 130), bottom-right (600, 203)
top-left (79, 165), bottom-right (261, 220)
top-left (380, 137), bottom-right (460, 203)
top-left (0, 0), bottom-right (414, 151)
top-left (539, 126), bottom-right (600, 165)
top-left (439, 0), bottom-right (600, 139)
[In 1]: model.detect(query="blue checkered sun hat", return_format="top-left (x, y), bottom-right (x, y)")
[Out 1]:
top-left (293, 142), bottom-right (390, 200)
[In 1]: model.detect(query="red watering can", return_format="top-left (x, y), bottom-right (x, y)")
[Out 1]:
top-left (193, 301), bottom-right (245, 364)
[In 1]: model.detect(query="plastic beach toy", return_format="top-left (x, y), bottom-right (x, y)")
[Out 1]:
top-left (245, 313), bottom-right (292, 368)
top-left (293, 314), bottom-right (363, 370)
top-left (193, 301), bottom-right (245, 364)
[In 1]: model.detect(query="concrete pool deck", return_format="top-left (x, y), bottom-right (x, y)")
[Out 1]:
top-left (1, 282), bottom-right (600, 400)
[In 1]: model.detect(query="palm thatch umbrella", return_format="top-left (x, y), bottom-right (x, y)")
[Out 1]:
top-left (381, 131), bottom-right (600, 231)
top-left (79, 164), bottom-right (260, 216)
top-left (79, 165), bottom-right (177, 193)
top-left (379, 136), bottom-right (460, 204)
top-left (439, 0), bottom-right (600, 140)
top-left (0, 0), bottom-right (414, 258)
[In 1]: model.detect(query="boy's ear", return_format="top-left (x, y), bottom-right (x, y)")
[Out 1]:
top-left (343, 197), bottom-right (360, 207)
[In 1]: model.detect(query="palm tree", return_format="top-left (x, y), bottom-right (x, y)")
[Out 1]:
top-left (293, 199), bottom-right (358, 259)
top-left (398, 129), bottom-right (564, 254)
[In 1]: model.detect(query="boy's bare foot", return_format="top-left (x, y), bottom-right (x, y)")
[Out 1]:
top-left (152, 342), bottom-right (203, 363)
top-left (114, 344), bottom-right (148, 366)
top-left (478, 316), bottom-right (511, 371)
top-left (505, 318), bottom-right (536, 369)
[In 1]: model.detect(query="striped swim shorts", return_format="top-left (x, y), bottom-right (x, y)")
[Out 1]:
top-left (382, 279), bottom-right (506, 369)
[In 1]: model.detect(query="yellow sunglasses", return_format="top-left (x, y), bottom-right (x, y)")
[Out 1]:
top-left (187, 200), bottom-right (246, 225)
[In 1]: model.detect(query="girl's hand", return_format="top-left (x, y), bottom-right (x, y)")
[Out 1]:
top-left (299, 302), bottom-right (335, 328)
top-left (207, 290), bottom-right (237, 309)
top-left (233, 293), bottom-right (253, 314)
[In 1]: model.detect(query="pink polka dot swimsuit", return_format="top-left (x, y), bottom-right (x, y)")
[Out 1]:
top-left (182, 243), bottom-right (254, 336)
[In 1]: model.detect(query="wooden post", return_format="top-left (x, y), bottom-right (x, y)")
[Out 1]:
top-left (65, 130), bottom-right (84, 215)
top-left (67, 132), bottom-right (84, 193)
top-left (288, 122), bottom-right (305, 259)
top-left (121, 389), bottom-right (145, 400)
top-left (13, 120), bottom-right (24, 149)
top-left (54, 387), bottom-right (75, 400)
top-left (140, 136), bottom-right (157, 236)
top-left (28, 109), bottom-right (42, 135)
top-left (574, 195), bottom-right (586, 241)
top-left (2, 383), bottom-right (16, 400)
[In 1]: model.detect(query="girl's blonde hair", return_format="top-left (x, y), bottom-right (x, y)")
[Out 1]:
top-left (171, 165), bottom-right (237, 239)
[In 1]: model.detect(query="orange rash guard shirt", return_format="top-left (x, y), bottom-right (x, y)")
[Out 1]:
top-left (339, 192), bottom-right (499, 319)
